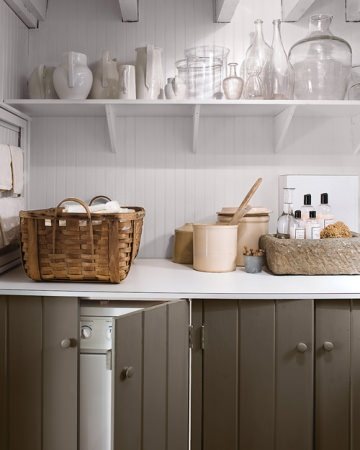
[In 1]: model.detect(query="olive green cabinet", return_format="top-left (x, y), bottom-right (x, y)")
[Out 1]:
top-left (0, 296), bottom-right (78, 450)
top-left (191, 299), bottom-right (360, 450)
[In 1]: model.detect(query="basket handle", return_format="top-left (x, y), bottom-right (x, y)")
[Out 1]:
top-left (89, 195), bottom-right (112, 206)
top-left (52, 197), bottom-right (95, 258)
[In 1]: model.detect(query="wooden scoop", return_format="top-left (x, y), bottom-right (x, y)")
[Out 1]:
top-left (228, 178), bottom-right (263, 225)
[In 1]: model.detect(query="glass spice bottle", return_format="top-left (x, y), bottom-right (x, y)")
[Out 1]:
top-left (270, 19), bottom-right (294, 100)
top-left (223, 63), bottom-right (244, 100)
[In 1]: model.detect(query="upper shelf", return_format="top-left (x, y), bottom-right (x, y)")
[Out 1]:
top-left (6, 99), bottom-right (360, 119)
top-left (6, 99), bottom-right (360, 154)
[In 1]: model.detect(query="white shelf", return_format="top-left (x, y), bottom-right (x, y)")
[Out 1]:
top-left (6, 99), bottom-right (360, 153)
top-left (1, 259), bottom-right (360, 300)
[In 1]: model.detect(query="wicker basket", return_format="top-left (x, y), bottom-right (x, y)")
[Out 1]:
top-left (260, 234), bottom-right (360, 275)
top-left (20, 196), bottom-right (145, 283)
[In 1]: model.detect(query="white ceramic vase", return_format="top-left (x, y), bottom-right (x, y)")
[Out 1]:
top-left (28, 65), bottom-right (58, 99)
top-left (135, 45), bottom-right (164, 99)
top-left (53, 52), bottom-right (93, 100)
top-left (89, 50), bottom-right (118, 99)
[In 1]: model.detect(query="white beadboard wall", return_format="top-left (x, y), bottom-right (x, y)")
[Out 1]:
top-left (27, 0), bottom-right (360, 257)
top-left (0, 0), bottom-right (29, 100)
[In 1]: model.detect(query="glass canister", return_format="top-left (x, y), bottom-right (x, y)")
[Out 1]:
top-left (186, 57), bottom-right (222, 99)
top-left (185, 45), bottom-right (230, 94)
top-left (288, 14), bottom-right (352, 100)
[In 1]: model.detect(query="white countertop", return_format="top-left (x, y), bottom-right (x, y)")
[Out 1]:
top-left (1, 259), bottom-right (360, 300)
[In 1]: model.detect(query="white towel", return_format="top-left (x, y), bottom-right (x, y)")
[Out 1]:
top-left (10, 145), bottom-right (24, 195)
top-left (63, 200), bottom-right (134, 214)
top-left (0, 144), bottom-right (12, 191)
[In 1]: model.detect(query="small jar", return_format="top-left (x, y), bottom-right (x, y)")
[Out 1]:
top-left (223, 63), bottom-right (244, 100)
top-left (244, 255), bottom-right (265, 273)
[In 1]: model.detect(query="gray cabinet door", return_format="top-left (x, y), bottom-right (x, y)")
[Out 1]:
top-left (8, 296), bottom-right (42, 450)
top-left (43, 297), bottom-right (79, 450)
top-left (113, 300), bottom-right (189, 450)
top-left (276, 300), bottom-right (314, 450)
top-left (315, 300), bottom-right (351, 450)
top-left (0, 296), bottom-right (7, 450)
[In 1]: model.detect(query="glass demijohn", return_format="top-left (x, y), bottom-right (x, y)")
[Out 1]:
top-left (243, 19), bottom-right (272, 100)
top-left (288, 14), bottom-right (352, 100)
top-left (270, 19), bottom-right (294, 99)
top-left (223, 63), bottom-right (244, 99)
top-left (277, 187), bottom-right (295, 239)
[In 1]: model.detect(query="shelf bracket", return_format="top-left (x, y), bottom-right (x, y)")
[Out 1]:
top-left (105, 104), bottom-right (119, 154)
top-left (118, 0), bottom-right (139, 22)
top-left (214, 0), bottom-right (241, 23)
top-left (282, 0), bottom-right (317, 22)
top-left (192, 105), bottom-right (201, 154)
top-left (351, 115), bottom-right (360, 155)
top-left (274, 105), bottom-right (297, 154)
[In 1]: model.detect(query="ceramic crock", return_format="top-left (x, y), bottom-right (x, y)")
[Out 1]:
top-left (28, 65), bottom-right (58, 99)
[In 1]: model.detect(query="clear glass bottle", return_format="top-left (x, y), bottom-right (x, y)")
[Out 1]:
top-left (300, 194), bottom-right (315, 220)
top-left (243, 19), bottom-right (272, 100)
top-left (316, 193), bottom-right (335, 230)
top-left (277, 187), bottom-right (295, 239)
top-left (223, 63), bottom-right (244, 100)
top-left (305, 211), bottom-right (321, 240)
top-left (270, 19), bottom-right (294, 100)
top-left (288, 14), bottom-right (352, 100)
top-left (290, 210), bottom-right (305, 239)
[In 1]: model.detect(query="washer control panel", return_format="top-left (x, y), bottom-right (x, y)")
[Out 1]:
top-left (80, 317), bottom-right (113, 353)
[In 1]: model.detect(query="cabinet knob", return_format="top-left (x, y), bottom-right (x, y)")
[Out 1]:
top-left (60, 338), bottom-right (76, 349)
top-left (121, 366), bottom-right (135, 379)
top-left (323, 341), bottom-right (334, 352)
top-left (296, 342), bottom-right (308, 353)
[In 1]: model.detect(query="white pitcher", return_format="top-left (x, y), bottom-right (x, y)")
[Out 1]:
top-left (117, 64), bottom-right (136, 99)
top-left (53, 52), bottom-right (93, 100)
top-left (28, 65), bottom-right (58, 99)
top-left (90, 51), bottom-right (118, 99)
top-left (135, 45), bottom-right (164, 99)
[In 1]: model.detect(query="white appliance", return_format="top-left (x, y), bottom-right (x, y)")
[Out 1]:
top-left (79, 304), bottom-right (140, 450)
top-left (279, 175), bottom-right (359, 232)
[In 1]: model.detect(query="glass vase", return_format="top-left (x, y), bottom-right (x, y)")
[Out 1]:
top-left (223, 63), bottom-right (244, 99)
top-left (288, 14), bottom-right (352, 100)
top-left (243, 19), bottom-right (272, 100)
top-left (270, 19), bottom-right (294, 100)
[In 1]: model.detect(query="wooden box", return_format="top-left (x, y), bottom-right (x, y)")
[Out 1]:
top-left (260, 234), bottom-right (360, 275)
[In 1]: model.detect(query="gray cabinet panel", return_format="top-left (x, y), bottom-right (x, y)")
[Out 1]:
top-left (203, 300), bottom-right (239, 450)
top-left (315, 300), bottom-right (351, 450)
top-left (239, 301), bottom-right (275, 450)
top-left (114, 300), bottom-right (189, 450)
top-left (351, 300), bottom-right (360, 450)
top-left (43, 297), bottom-right (79, 450)
top-left (191, 301), bottom-right (203, 450)
top-left (0, 297), bottom-right (7, 450)
top-left (8, 296), bottom-right (42, 450)
top-left (276, 300), bottom-right (314, 450)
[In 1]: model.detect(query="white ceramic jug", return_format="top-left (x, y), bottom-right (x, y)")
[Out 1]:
top-left (135, 45), bottom-right (164, 99)
top-left (53, 52), bottom-right (93, 100)
top-left (117, 64), bottom-right (136, 99)
top-left (28, 65), bottom-right (58, 99)
top-left (89, 50), bottom-right (118, 99)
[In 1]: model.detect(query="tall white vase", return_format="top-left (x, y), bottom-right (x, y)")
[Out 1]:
top-left (53, 52), bottom-right (93, 100)
top-left (135, 45), bottom-right (164, 99)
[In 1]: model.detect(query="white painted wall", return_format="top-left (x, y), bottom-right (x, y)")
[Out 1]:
top-left (0, 0), bottom-right (29, 100)
top-left (27, 0), bottom-right (360, 257)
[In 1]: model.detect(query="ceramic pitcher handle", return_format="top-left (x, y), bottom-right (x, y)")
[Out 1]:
top-left (68, 51), bottom-right (75, 88)
top-left (123, 66), bottom-right (129, 94)
top-left (37, 64), bottom-right (45, 98)
top-left (145, 44), bottom-right (154, 89)
top-left (102, 50), bottom-right (110, 89)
